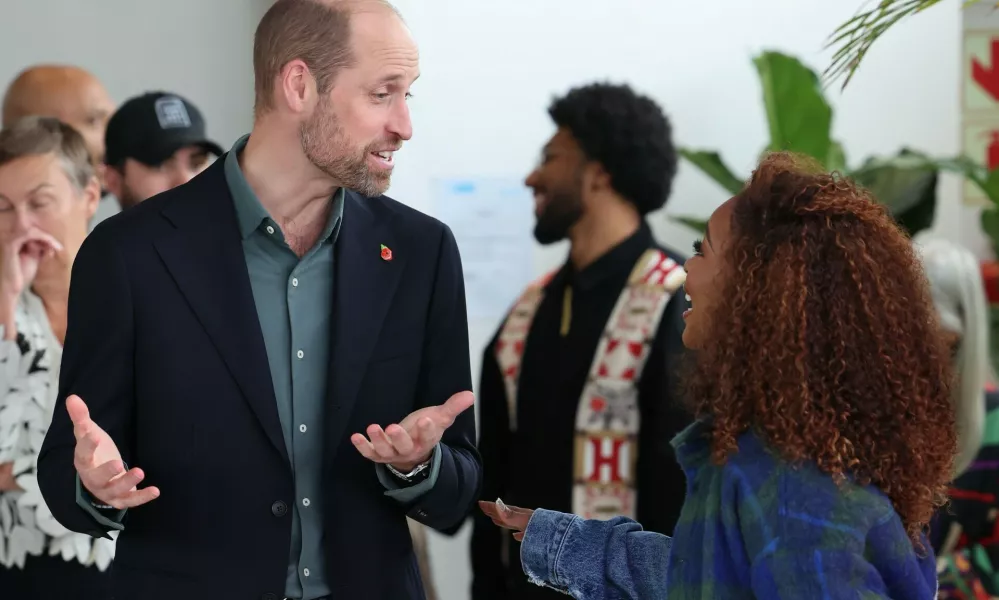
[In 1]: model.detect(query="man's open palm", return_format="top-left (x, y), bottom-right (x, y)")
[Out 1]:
top-left (351, 391), bottom-right (474, 471)
top-left (67, 394), bottom-right (159, 510)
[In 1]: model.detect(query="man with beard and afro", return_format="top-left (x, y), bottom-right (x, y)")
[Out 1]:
top-left (470, 82), bottom-right (692, 600)
top-left (35, 1), bottom-right (480, 599)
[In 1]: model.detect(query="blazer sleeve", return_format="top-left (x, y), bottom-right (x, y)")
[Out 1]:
top-left (470, 329), bottom-right (511, 599)
top-left (399, 223), bottom-right (482, 532)
top-left (37, 227), bottom-right (136, 537)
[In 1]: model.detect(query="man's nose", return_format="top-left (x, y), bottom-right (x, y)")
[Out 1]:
top-left (389, 101), bottom-right (413, 142)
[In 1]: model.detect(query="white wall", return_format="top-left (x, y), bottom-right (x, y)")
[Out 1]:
top-left (0, 0), bottom-right (271, 166)
top-left (386, 1), bottom-right (969, 598)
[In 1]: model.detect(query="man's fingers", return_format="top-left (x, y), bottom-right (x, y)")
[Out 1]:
top-left (84, 459), bottom-right (125, 486)
top-left (73, 430), bottom-right (102, 464)
top-left (385, 424), bottom-right (415, 456)
top-left (111, 486), bottom-right (161, 510)
top-left (98, 467), bottom-right (147, 502)
top-left (366, 425), bottom-right (397, 460)
top-left (84, 467), bottom-right (160, 510)
top-left (440, 391), bottom-right (474, 421)
top-left (351, 433), bottom-right (379, 461)
top-left (66, 395), bottom-right (91, 428)
top-left (413, 417), bottom-right (441, 448)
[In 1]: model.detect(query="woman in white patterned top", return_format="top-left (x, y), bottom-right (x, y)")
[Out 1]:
top-left (0, 116), bottom-right (110, 598)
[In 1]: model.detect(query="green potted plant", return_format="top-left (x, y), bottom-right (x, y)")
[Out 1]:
top-left (672, 50), bottom-right (949, 239)
top-left (672, 49), bottom-right (999, 369)
top-left (825, 0), bottom-right (978, 90)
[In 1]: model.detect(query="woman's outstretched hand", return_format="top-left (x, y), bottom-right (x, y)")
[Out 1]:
top-left (479, 499), bottom-right (535, 541)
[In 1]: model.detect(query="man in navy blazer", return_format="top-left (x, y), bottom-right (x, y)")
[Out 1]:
top-left (36, 1), bottom-right (481, 599)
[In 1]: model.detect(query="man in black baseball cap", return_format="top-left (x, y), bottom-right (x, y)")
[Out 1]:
top-left (103, 91), bottom-right (223, 211)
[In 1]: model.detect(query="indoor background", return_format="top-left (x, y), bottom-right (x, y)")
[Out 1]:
top-left (0, 0), bottom-right (970, 597)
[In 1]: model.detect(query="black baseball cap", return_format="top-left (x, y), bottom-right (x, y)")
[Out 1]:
top-left (104, 91), bottom-right (223, 167)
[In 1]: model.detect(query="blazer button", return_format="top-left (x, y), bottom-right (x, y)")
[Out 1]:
top-left (260, 594), bottom-right (278, 600)
top-left (271, 501), bottom-right (288, 517)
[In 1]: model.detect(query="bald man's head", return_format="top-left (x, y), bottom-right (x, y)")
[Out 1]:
top-left (2, 65), bottom-right (114, 166)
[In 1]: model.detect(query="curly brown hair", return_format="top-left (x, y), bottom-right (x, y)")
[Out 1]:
top-left (684, 151), bottom-right (957, 546)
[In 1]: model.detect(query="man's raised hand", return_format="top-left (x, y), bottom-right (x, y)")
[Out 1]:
top-left (67, 394), bottom-right (159, 509)
top-left (351, 391), bottom-right (474, 472)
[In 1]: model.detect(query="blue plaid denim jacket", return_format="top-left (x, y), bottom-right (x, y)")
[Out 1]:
top-left (520, 420), bottom-right (938, 599)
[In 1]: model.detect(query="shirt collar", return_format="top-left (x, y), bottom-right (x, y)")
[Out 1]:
top-left (671, 419), bottom-right (714, 471)
top-left (223, 133), bottom-right (345, 243)
top-left (568, 221), bottom-right (655, 291)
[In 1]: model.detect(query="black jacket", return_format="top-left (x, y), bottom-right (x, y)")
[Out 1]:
top-left (37, 159), bottom-right (481, 600)
top-left (469, 224), bottom-right (692, 599)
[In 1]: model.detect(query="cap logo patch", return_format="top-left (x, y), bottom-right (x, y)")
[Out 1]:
top-left (154, 97), bottom-right (191, 129)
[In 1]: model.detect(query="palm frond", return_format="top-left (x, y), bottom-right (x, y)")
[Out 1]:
top-left (824, 0), bottom-right (969, 90)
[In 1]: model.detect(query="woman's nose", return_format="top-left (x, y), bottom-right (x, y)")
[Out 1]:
top-left (12, 206), bottom-right (33, 235)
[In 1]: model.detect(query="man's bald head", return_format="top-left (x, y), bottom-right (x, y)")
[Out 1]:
top-left (2, 65), bottom-right (114, 166)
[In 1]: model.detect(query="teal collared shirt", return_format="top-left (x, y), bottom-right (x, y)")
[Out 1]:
top-left (224, 134), bottom-right (442, 599)
top-left (75, 134), bottom-right (441, 600)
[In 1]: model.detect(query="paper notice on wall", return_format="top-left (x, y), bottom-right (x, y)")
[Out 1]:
top-left (434, 178), bottom-right (535, 322)
top-left (962, 2), bottom-right (999, 205)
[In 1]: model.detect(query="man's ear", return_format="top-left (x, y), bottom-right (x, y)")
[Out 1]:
top-left (583, 161), bottom-right (612, 195)
top-left (103, 165), bottom-right (124, 200)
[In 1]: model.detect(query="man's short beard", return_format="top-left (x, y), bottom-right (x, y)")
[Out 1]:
top-left (300, 98), bottom-right (390, 197)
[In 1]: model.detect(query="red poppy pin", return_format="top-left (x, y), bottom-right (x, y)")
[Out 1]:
top-left (380, 244), bottom-right (393, 261)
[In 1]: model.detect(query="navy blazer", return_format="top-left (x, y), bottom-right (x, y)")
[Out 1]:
top-left (37, 159), bottom-right (481, 600)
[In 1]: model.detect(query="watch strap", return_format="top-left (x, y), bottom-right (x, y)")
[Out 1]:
top-left (386, 458), bottom-right (430, 481)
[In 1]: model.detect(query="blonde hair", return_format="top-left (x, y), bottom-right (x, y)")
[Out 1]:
top-left (918, 238), bottom-right (991, 476)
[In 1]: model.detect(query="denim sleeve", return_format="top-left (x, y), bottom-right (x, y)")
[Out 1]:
top-left (519, 508), bottom-right (671, 600)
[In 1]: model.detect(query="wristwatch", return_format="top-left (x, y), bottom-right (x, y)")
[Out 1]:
top-left (386, 458), bottom-right (431, 483)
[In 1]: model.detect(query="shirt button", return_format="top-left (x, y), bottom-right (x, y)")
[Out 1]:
top-left (299, 424), bottom-right (307, 433)
top-left (291, 277), bottom-right (299, 287)
top-left (266, 225), bottom-right (275, 235)
top-left (303, 568), bottom-right (310, 577)
top-left (296, 350), bottom-right (304, 359)
top-left (302, 498), bottom-right (311, 507)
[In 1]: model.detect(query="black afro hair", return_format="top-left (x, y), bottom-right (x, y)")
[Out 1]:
top-left (548, 82), bottom-right (677, 215)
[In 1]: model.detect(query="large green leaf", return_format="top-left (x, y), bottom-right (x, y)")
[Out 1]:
top-left (981, 167), bottom-right (999, 206)
top-left (849, 149), bottom-right (938, 236)
top-left (754, 51), bottom-right (833, 163)
top-left (982, 206), bottom-right (999, 255)
top-left (678, 149), bottom-right (744, 195)
top-left (827, 140), bottom-right (848, 173)
top-left (930, 154), bottom-right (989, 195)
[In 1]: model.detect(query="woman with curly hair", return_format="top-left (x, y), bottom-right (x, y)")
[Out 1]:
top-left (480, 151), bottom-right (956, 599)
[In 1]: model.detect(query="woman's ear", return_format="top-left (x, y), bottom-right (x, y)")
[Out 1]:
top-left (82, 175), bottom-right (101, 220)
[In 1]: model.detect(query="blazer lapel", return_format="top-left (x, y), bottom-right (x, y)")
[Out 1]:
top-left (326, 192), bottom-right (406, 460)
top-left (153, 162), bottom-right (288, 464)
